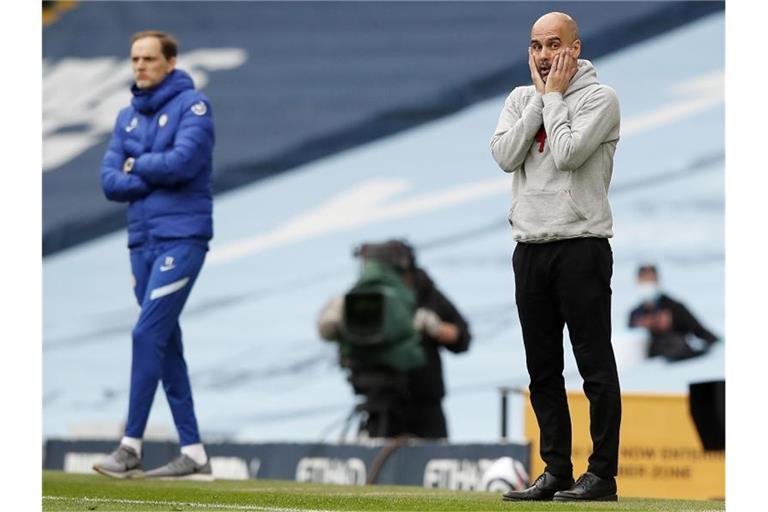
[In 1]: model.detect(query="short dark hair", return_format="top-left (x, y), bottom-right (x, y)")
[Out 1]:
top-left (637, 264), bottom-right (658, 278)
top-left (131, 30), bottom-right (178, 60)
top-left (354, 239), bottom-right (417, 273)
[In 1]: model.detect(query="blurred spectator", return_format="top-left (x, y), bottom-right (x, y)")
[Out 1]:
top-left (628, 264), bottom-right (720, 361)
top-left (318, 240), bottom-right (471, 439)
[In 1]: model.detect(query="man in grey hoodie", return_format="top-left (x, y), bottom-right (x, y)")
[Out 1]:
top-left (490, 12), bottom-right (621, 502)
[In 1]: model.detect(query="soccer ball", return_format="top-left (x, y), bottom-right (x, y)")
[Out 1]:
top-left (480, 457), bottom-right (529, 492)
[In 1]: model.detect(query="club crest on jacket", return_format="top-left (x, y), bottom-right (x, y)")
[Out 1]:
top-left (191, 102), bottom-right (207, 116)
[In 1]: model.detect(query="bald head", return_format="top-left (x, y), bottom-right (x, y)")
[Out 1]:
top-left (529, 11), bottom-right (582, 82)
top-left (531, 12), bottom-right (579, 43)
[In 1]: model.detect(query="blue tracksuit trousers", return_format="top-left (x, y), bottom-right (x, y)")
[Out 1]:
top-left (124, 240), bottom-right (207, 446)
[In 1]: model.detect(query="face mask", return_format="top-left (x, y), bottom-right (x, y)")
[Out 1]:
top-left (637, 282), bottom-right (660, 303)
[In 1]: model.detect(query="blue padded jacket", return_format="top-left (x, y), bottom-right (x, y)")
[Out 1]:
top-left (100, 69), bottom-right (215, 248)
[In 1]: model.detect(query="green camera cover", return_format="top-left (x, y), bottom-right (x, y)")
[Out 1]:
top-left (339, 260), bottom-right (426, 371)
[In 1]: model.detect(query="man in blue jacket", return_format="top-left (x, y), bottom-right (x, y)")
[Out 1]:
top-left (93, 31), bottom-right (215, 480)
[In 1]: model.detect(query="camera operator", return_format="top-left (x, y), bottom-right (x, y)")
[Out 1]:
top-left (317, 240), bottom-right (471, 439)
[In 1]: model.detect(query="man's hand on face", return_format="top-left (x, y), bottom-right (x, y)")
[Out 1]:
top-left (544, 48), bottom-right (578, 95)
top-left (528, 48), bottom-right (545, 95)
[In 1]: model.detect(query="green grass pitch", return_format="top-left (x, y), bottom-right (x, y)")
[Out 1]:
top-left (42, 471), bottom-right (724, 511)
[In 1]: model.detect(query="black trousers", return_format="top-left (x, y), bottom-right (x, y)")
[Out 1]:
top-left (513, 237), bottom-right (621, 479)
top-left (364, 398), bottom-right (447, 439)
top-left (400, 400), bottom-right (448, 439)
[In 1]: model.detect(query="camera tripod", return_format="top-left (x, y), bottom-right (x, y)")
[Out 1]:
top-left (342, 367), bottom-right (410, 439)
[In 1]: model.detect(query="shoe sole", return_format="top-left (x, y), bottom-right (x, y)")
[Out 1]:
top-left (553, 494), bottom-right (618, 502)
top-left (92, 466), bottom-right (144, 479)
top-left (502, 489), bottom-right (571, 502)
top-left (143, 473), bottom-right (215, 482)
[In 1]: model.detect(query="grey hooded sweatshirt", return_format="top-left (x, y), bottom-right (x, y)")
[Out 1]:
top-left (490, 59), bottom-right (620, 243)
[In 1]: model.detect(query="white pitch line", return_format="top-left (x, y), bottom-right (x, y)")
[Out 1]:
top-left (42, 495), bottom-right (337, 512)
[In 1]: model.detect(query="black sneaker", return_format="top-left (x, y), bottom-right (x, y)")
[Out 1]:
top-left (502, 471), bottom-right (574, 501)
top-left (553, 472), bottom-right (618, 501)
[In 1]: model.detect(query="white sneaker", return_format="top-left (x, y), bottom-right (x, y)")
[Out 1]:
top-left (92, 444), bottom-right (143, 479)
top-left (144, 454), bottom-right (213, 481)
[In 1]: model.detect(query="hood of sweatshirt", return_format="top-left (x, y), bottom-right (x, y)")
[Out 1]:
top-left (565, 59), bottom-right (599, 97)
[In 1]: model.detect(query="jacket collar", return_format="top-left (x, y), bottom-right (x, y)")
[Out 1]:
top-left (130, 69), bottom-right (195, 115)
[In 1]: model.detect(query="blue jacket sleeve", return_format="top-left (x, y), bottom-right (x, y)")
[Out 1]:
top-left (132, 98), bottom-right (215, 187)
top-left (100, 114), bottom-right (153, 203)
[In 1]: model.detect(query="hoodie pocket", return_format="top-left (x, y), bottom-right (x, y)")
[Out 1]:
top-left (510, 189), bottom-right (587, 233)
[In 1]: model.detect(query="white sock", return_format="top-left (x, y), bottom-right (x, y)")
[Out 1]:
top-left (180, 443), bottom-right (208, 465)
top-left (120, 436), bottom-right (142, 457)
